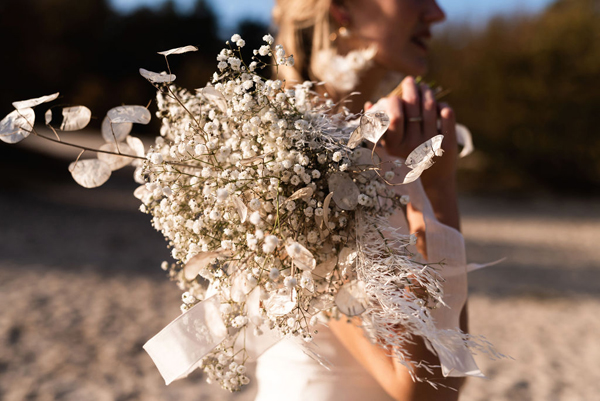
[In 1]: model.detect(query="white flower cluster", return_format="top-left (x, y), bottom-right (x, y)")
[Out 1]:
top-left (134, 35), bottom-right (441, 392)
top-left (200, 348), bottom-right (250, 391)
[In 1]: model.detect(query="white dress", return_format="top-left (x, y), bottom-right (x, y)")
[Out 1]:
top-left (254, 324), bottom-right (395, 401)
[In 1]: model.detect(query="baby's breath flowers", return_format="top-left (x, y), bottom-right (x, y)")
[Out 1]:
top-left (133, 35), bottom-right (456, 391)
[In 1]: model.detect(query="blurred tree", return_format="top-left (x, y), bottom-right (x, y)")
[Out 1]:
top-left (0, 0), bottom-right (112, 109)
top-left (429, 0), bottom-right (600, 194)
top-left (0, 0), bottom-right (220, 132)
top-left (237, 19), bottom-right (272, 77)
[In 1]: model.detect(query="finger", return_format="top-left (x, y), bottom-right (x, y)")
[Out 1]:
top-left (385, 96), bottom-right (403, 132)
top-left (439, 102), bottom-right (457, 148)
top-left (421, 83), bottom-right (437, 139)
top-left (365, 101), bottom-right (373, 111)
top-left (401, 76), bottom-right (420, 117)
top-left (401, 76), bottom-right (422, 139)
top-left (382, 96), bottom-right (404, 152)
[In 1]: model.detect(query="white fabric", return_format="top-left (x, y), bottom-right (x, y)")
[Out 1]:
top-left (388, 153), bottom-right (483, 378)
top-left (467, 258), bottom-right (506, 273)
top-left (255, 324), bottom-right (395, 401)
top-left (143, 295), bottom-right (227, 385)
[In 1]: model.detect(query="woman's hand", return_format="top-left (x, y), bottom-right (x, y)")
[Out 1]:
top-left (369, 76), bottom-right (461, 232)
top-left (371, 76), bottom-right (458, 192)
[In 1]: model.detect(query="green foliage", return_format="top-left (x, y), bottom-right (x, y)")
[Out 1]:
top-left (429, 0), bottom-right (600, 193)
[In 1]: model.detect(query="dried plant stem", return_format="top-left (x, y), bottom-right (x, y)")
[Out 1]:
top-left (31, 127), bottom-right (145, 160)
top-left (29, 127), bottom-right (205, 170)
top-left (386, 80), bottom-right (449, 100)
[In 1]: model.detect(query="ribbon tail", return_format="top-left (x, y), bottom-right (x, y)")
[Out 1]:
top-left (467, 257), bottom-right (507, 273)
top-left (143, 295), bottom-right (227, 385)
top-left (430, 331), bottom-right (486, 378)
top-left (294, 339), bottom-right (333, 371)
top-left (456, 123), bottom-right (474, 158)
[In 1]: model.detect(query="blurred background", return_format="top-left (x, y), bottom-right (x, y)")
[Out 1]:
top-left (0, 0), bottom-right (599, 400)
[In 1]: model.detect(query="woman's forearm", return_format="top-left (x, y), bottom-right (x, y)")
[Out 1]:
top-left (423, 178), bottom-right (461, 232)
top-left (329, 317), bottom-right (464, 401)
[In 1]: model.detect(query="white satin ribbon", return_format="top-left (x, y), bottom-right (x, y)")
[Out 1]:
top-left (467, 257), bottom-right (506, 273)
top-left (409, 178), bottom-right (487, 377)
top-left (433, 330), bottom-right (486, 378)
top-left (144, 288), bottom-right (285, 385)
top-left (143, 295), bottom-right (227, 385)
top-left (382, 150), bottom-right (485, 378)
top-left (455, 124), bottom-right (474, 158)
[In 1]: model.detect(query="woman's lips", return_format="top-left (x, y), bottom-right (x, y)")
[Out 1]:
top-left (411, 36), bottom-right (429, 51)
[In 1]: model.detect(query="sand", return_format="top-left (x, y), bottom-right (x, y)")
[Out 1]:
top-left (1, 146), bottom-right (599, 400)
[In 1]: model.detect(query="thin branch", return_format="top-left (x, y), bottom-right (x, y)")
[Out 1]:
top-left (47, 124), bottom-right (62, 141)
top-left (30, 127), bottom-right (205, 170)
top-left (74, 149), bottom-right (85, 164)
top-left (31, 128), bottom-right (145, 161)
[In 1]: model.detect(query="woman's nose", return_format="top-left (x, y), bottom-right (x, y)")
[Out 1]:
top-left (424, 0), bottom-right (446, 24)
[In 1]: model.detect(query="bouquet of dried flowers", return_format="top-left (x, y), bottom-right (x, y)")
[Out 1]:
top-left (0, 34), bottom-right (497, 392)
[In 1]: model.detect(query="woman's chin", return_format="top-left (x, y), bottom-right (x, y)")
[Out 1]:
top-left (402, 58), bottom-right (429, 77)
top-left (382, 56), bottom-right (428, 78)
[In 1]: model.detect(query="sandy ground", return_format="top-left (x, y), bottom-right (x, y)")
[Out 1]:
top-left (1, 144), bottom-right (599, 400)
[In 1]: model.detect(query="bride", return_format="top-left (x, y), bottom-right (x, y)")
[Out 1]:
top-left (255, 0), bottom-right (468, 400)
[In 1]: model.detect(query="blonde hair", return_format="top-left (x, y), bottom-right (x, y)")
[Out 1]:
top-left (272, 0), bottom-right (334, 83)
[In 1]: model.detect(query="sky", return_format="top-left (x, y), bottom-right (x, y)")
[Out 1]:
top-left (109, 0), bottom-right (555, 36)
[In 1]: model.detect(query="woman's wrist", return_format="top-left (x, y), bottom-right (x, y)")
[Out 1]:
top-left (422, 175), bottom-right (457, 197)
